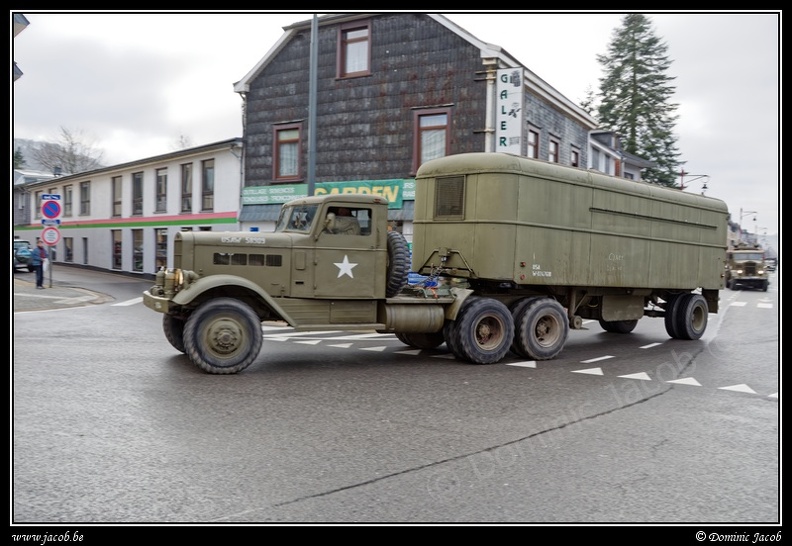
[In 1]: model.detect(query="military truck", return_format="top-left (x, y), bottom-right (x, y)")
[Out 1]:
top-left (143, 152), bottom-right (729, 374)
top-left (724, 244), bottom-right (769, 291)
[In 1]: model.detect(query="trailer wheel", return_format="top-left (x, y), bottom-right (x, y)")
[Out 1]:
top-left (598, 319), bottom-right (638, 334)
top-left (385, 231), bottom-right (410, 297)
top-left (513, 297), bottom-right (569, 360)
top-left (663, 296), bottom-right (683, 338)
top-left (395, 331), bottom-right (445, 350)
top-left (509, 297), bottom-right (541, 356)
top-left (449, 298), bottom-right (513, 364)
top-left (183, 298), bottom-right (263, 374)
top-left (162, 314), bottom-right (186, 353)
top-left (673, 293), bottom-right (709, 340)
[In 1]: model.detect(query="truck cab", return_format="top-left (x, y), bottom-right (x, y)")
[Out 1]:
top-left (725, 245), bottom-right (769, 291)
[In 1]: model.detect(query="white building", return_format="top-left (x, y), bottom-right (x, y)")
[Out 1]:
top-left (14, 138), bottom-right (243, 277)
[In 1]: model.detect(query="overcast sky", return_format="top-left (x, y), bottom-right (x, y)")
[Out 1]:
top-left (11, 11), bottom-right (780, 236)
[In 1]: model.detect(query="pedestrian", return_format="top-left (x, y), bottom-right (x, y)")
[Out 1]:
top-left (30, 240), bottom-right (48, 289)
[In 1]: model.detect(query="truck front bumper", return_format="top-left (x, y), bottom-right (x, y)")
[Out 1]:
top-left (142, 289), bottom-right (171, 314)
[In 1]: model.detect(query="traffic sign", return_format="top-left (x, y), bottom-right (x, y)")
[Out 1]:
top-left (42, 219), bottom-right (61, 226)
top-left (41, 226), bottom-right (61, 245)
top-left (41, 199), bottom-right (62, 220)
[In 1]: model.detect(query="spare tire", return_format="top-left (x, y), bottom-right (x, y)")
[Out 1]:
top-left (386, 230), bottom-right (410, 297)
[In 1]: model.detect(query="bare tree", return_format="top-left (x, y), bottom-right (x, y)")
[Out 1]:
top-left (171, 133), bottom-right (193, 152)
top-left (30, 126), bottom-right (104, 175)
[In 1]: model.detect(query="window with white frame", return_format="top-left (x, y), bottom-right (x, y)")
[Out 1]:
top-left (156, 168), bottom-right (167, 212)
top-left (79, 181), bottom-right (91, 215)
top-left (201, 159), bottom-right (214, 212)
top-left (112, 176), bottom-right (122, 217)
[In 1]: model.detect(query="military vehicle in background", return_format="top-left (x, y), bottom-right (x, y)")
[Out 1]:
top-left (143, 152), bottom-right (729, 374)
top-left (724, 244), bottom-right (770, 291)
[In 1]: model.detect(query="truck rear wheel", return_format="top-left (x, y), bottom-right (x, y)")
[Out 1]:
top-left (598, 319), bottom-right (638, 334)
top-left (672, 293), bottom-right (708, 340)
top-left (395, 331), bottom-right (445, 350)
top-left (183, 298), bottom-right (263, 374)
top-left (162, 314), bottom-right (186, 353)
top-left (386, 231), bottom-right (410, 297)
top-left (513, 297), bottom-right (569, 360)
top-left (509, 297), bottom-right (541, 356)
top-left (448, 298), bottom-right (513, 364)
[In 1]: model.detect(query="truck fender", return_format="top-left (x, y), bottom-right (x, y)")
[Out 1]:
top-left (445, 287), bottom-right (475, 320)
top-left (172, 274), bottom-right (297, 325)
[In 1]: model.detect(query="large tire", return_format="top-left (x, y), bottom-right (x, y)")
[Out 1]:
top-left (448, 298), bottom-right (513, 364)
top-left (385, 231), bottom-right (410, 298)
top-left (162, 314), bottom-right (187, 353)
top-left (395, 331), bottom-right (445, 350)
top-left (182, 298), bottom-right (263, 374)
top-left (443, 319), bottom-right (463, 358)
top-left (673, 293), bottom-right (709, 340)
top-left (663, 295), bottom-right (683, 339)
top-left (598, 319), bottom-right (638, 334)
top-left (509, 297), bottom-right (541, 356)
top-left (513, 297), bottom-right (569, 360)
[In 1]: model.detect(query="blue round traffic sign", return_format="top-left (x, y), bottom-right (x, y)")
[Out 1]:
top-left (42, 200), bottom-right (62, 219)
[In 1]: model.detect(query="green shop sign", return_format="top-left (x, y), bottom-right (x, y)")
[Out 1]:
top-left (242, 179), bottom-right (415, 208)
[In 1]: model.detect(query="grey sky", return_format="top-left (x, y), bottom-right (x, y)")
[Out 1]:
top-left (11, 11), bottom-right (780, 236)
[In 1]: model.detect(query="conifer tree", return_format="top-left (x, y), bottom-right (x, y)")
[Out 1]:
top-left (596, 14), bottom-right (682, 187)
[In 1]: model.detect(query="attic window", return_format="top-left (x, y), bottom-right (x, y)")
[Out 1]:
top-left (338, 21), bottom-right (371, 78)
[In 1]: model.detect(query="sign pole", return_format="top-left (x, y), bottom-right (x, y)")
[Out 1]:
top-left (41, 194), bottom-right (62, 288)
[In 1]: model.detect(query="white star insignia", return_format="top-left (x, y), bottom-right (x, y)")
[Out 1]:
top-left (334, 255), bottom-right (358, 278)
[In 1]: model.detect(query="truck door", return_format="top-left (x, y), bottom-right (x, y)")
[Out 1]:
top-left (314, 206), bottom-right (377, 298)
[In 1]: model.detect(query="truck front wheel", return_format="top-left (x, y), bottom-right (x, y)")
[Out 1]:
top-left (513, 297), bottom-right (569, 360)
top-left (162, 314), bottom-right (186, 353)
top-left (449, 298), bottom-right (513, 364)
top-left (183, 298), bottom-right (263, 374)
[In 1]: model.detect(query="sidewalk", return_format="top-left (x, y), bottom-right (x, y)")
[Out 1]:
top-left (13, 276), bottom-right (113, 313)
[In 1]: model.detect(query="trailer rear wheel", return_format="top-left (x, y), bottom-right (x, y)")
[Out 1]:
top-left (673, 293), bottom-right (709, 340)
top-left (385, 231), bottom-right (410, 297)
top-left (395, 331), bottom-right (445, 350)
top-left (449, 298), bottom-right (513, 364)
top-left (162, 314), bottom-right (186, 353)
top-left (513, 297), bottom-right (569, 360)
top-left (663, 296), bottom-right (682, 338)
top-left (183, 298), bottom-right (263, 374)
top-left (598, 319), bottom-right (638, 334)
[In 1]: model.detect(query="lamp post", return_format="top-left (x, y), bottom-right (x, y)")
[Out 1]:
top-left (679, 169), bottom-right (710, 194)
top-left (738, 208), bottom-right (757, 245)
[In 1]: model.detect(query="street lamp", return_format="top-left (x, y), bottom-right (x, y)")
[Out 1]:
top-left (738, 208), bottom-right (757, 245)
top-left (678, 169), bottom-right (710, 194)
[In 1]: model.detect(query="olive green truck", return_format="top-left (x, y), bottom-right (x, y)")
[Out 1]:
top-left (143, 152), bottom-right (729, 374)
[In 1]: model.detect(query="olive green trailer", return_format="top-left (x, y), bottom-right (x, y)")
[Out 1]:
top-left (412, 152), bottom-right (727, 293)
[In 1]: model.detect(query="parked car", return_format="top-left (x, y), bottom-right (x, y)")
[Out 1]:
top-left (13, 239), bottom-right (33, 273)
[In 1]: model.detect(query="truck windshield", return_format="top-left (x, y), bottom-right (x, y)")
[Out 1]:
top-left (734, 253), bottom-right (764, 261)
top-left (275, 205), bottom-right (319, 233)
